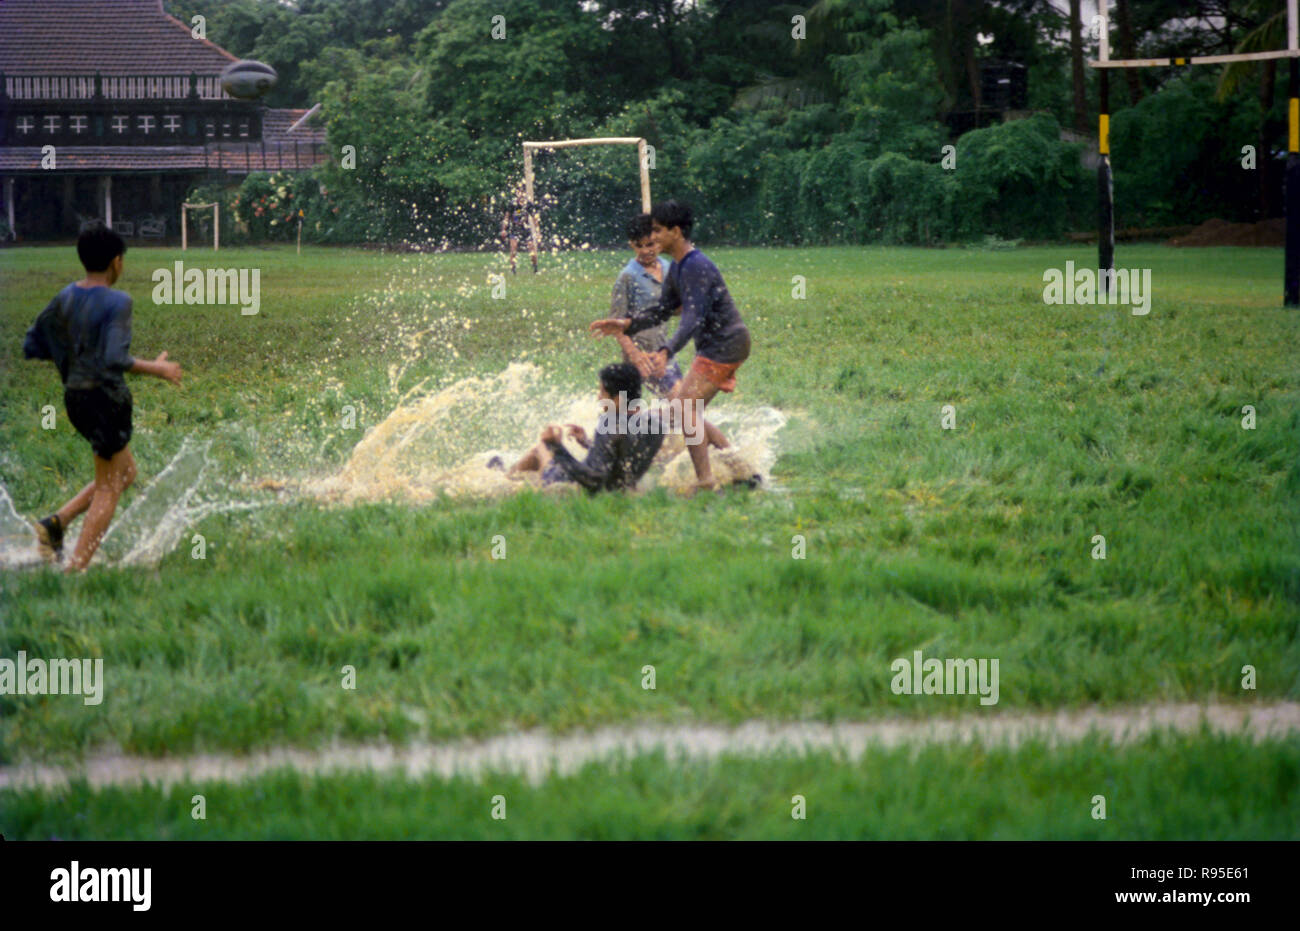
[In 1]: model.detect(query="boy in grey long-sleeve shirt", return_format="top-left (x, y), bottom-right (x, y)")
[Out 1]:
top-left (498, 363), bottom-right (664, 493)
top-left (22, 222), bottom-right (182, 571)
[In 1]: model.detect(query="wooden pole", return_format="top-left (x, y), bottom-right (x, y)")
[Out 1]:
top-left (522, 137), bottom-right (645, 149)
top-left (523, 146), bottom-right (538, 247)
top-left (297, 216), bottom-right (302, 254)
top-left (1097, 2), bottom-right (1113, 301)
top-left (637, 139), bottom-right (651, 211)
top-left (1286, 0), bottom-right (1299, 305)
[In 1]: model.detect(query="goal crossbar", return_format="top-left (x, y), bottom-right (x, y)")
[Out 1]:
top-left (1092, 49), bottom-right (1300, 69)
top-left (521, 137), bottom-right (652, 246)
top-left (1086, 0), bottom-right (1300, 306)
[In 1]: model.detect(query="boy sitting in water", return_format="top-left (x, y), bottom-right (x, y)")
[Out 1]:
top-left (494, 362), bottom-right (664, 493)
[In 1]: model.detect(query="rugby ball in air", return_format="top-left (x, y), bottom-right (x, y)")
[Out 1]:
top-left (220, 60), bottom-right (278, 100)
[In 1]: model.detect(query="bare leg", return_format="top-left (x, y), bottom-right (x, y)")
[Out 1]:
top-left (508, 440), bottom-right (553, 475)
top-left (508, 236), bottom-right (518, 273)
top-left (702, 418), bottom-right (728, 449)
top-left (65, 447), bottom-right (136, 572)
top-left (658, 387), bottom-right (727, 450)
top-left (670, 372), bottom-right (722, 486)
top-left (56, 480), bottom-right (97, 526)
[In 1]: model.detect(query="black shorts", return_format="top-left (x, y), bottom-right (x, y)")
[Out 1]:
top-left (65, 385), bottom-right (132, 460)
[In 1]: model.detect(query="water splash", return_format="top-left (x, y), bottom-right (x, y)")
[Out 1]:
top-left (307, 362), bottom-right (788, 503)
top-left (98, 435), bottom-right (269, 567)
top-left (1, 436), bottom-right (269, 572)
top-left (0, 480), bottom-right (43, 570)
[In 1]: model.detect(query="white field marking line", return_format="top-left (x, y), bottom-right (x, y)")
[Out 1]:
top-left (7, 703), bottom-right (1298, 791)
top-left (3, 702), bottom-right (1297, 792)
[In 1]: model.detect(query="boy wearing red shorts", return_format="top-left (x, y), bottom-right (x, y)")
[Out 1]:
top-left (590, 200), bottom-right (751, 490)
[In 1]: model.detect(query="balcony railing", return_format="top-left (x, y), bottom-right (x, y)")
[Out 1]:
top-left (1, 73), bottom-right (232, 101)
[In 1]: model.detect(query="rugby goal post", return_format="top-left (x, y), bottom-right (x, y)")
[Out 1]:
top-left (521, 137), bottom-right (652, 246)
top-left (181, 202), bottom-right (219, 252)
top-left (1089, 0), bottom-right (1300, 306)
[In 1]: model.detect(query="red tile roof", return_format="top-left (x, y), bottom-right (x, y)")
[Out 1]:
top-left (0, 144), bottom-right (328, 174)
top-left (0, 0), bottom-right (237, 76)
top-left (263, 109), bottom-right (327, 145)
top-left (205, 141), bottom-right (331, 174)
top-left (0, 146), bottom-right (208, 171)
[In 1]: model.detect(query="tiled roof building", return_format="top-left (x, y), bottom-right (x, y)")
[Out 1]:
top-left (0, 0), bottom-right (327, 240)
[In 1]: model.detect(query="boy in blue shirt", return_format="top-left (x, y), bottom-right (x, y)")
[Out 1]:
top-left (23, 222), bottom-right (182, 571)
top-left (609, 213), bottom-right (727, 450)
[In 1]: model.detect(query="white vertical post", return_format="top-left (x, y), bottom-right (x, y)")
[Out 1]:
top-left (103, 175), bottom-right (112, 230)
top-left (214, 203), bottom-right (219, 252)
top-left (181, 204), bottom-right (188, 251)
top-left (1098, 1), bottom-right (1110, 63)
top-left (637, 138), bottom-right (651, 212)
top-left (523, 146), bottom-right (539, 245)
top-left (1289, 0), bottom-right (1297, 53)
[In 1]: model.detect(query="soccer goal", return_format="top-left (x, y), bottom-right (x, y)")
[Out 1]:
top-left (181, 201), bottom-right (220, 252)
top-left (1090, 0), bottom-right (1300, 305)
top-left (521, 137), bottom-right (652, 247)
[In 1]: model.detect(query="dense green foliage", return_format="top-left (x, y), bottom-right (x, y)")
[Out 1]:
top-left (163, 1), bottom-right (1293, 246)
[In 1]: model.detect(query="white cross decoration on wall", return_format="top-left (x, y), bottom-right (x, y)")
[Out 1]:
top-left (138, 115), bottom-right (155, 134)
top-left (163, 114), bottom-right (181, 133)
top-left (43, 115), bottom-right (61, 133)
top-left (111, 115), bottom-right (129, 134)
top-left (69, 115), bottom-right (88, 134)
top-left (16, 116), bottom-right (35, 134)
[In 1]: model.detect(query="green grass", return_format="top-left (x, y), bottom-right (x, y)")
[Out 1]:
top-left (4, 734), bottom-right (1297, 839)
top-left (1, 242), bottom-right (1297, 837)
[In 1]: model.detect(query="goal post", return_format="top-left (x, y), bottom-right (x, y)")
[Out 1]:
top-left (1089, 0), bottom-right (1300, 306)
top-left (181, 202), bottom-right (219, 252)
top-left (521, 137), bottom-right (652, 247)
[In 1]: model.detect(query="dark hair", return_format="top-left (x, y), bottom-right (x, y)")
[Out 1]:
top-left (599, 362), bottom-right (642, 401)
top-left (625, 213), bottom-right (653, 242)
top-left (77, 221), bottom-right (126, 272)
top-left (651, 200), bottom-right (692, 238)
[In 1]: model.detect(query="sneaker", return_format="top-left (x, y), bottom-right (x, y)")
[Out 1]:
top-left (486, 455), bottom-right (505, 471)
top-left (733, 473), bottom-right (763, 490)
top-left (33, 514), bottom-right (63, 562)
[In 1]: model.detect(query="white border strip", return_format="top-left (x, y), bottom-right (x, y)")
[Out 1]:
top-left (3, 702), bottom-right (1296, 792)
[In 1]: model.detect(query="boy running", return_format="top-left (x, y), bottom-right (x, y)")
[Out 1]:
top-left (500, 183), bottom-right (539, 275)
top-left (590, 200), bottom-right (751, 489)
top-left (23, 222), bottom-right (182, 571)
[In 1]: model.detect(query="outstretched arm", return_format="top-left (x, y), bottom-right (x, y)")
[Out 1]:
top-left (624, 268), bottom-right (679, 339)
top-left (22, 297), bottom-right (61, 360)
top-left (130, 351), bottom-right (182, 386)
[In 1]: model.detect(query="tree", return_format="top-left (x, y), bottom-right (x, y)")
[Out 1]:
top-left (1069, 0), bottom-right (1087, 132)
